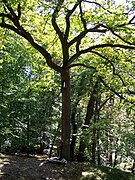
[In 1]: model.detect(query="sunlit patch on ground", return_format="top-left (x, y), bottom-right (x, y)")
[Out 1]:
top-left (81, 169), bottom-right (105, 180)
top-left (0, 154), bottom-right (134, 179)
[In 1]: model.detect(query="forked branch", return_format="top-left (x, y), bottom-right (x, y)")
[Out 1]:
top-left (65, 1), bottom-right (80, 39)
top-left (52, 0), bottom-right (64, 43)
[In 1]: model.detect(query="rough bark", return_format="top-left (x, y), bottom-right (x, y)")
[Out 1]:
top-left (60, 69), bottom-right (71, 161)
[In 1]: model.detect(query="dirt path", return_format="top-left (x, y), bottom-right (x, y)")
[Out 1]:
top-left (0, 153), bottom-right (134, 180)
top-left (0, 153), bottom-right (82, 180)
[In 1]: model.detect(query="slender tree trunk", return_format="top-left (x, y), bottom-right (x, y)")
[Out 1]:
top-left (91, 116), bottom-right (96, 164)
top-left (70, 111), bottom-right (77, 160)
top-left (97, 130), bottom-right (101, 165)
top-left (49, 124), bottom-right (60, 158)
top-left (70, 99), bottom-right (80, 161)
top-left (60, 69), bottom-right (71, 161)
top-left (96, 97), bottom-right (101, 165)
top-left (77, 80), bottom-right (99, 162)
top-left (91, 129), bottom-right (96, 164)
top-left (26, 117), bottom-right (30, 157)
top-left (91, 98), bottom-right (99, 164)
top-left (105, 113), bottom-right (109, 163)
top-left (77, 93), bottom-right (95, 162)
top-left (132, 159), bottom-right (135, 174)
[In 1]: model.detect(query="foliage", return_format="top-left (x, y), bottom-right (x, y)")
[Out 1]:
top-left (0, 0), bottom-right (135, 166)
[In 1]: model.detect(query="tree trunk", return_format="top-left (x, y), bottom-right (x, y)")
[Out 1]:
top-left (132, 159), bottom-right (135, 174)
top-left (77, 96), bottom-right (94, 161)
top-left (60, 69), bottom-right (71, 161)
top-left (26, 117), bottom-right (30, 157)
top-left (70, 99), bottom-right (80, 161)
top-left (77, 80), bottom-right (99, 162)
top-left (70, 111), bottom-right (77, 160)
top-left (97, 130), bottom-right (101, 165)
top-left (96, 98), bottom-right (101, 165)
top-left (77, 94), bottom-right (95, 161)
top-left (91, 129), bottom-right (96, 164)
top-left (49, 124), bottom-right (60, 158)
top-left (91, 98), bottom-right (99, 164)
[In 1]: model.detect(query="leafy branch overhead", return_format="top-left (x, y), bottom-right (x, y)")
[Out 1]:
top-left (0, 0), bottom-right (135, 99)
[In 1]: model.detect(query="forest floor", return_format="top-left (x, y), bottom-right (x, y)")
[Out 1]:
top-left (0, 153), bottom-right (134, 180)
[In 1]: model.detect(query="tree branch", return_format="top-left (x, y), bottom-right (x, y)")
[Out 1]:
top-left (79, 1), bottom-right (87, 30)
top-left (0, 13), bottom-right (13, 21)
top-left (84, 1), bottom-right (135, 27)
top-left (67, 43), bottom-right (135, 66)
top-left (5, 4), bottom-right (17, 18)
top-left (0, 5), bottom-right (62, 73)
top-left (17, 3), bottom-right (21, 19)
top-left (0, 22), bottom-right (21, 35)
top-left (101, 24), bottom-right (135, 46)
top-left (90, 50), bottom-right (135, 95)
top-left (51, 0), bottom-right (71, 65)
top-left (67, 59), bottom-right (135, 104)
top-left (99, 76), bottom-right (135, 104)
top-left (129, 15), bottom-right (135, 24)
top-left (90, 50), bottom-right (127, 86)
top-left (1, 3), bottom-right (21, 28)
top-left (111, 30), bottom-right (135, 46)
top-left (68, 24), bottom-right (106, 47)
top-left (52, 1), bottom-right (64, 44)
top-left (64, 2), bottom-right (79, 40)
top-left (52, 17), bottom-right (64, 44)
top-left (97, 95), bottom-right (114, 113)
top-left (84, 0), bottom-right (112, 14)
top-left (67, 63), bottom-right (97, 70)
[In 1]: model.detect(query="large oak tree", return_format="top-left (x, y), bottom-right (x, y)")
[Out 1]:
top-left (0, 0), bottom-right (135, 160)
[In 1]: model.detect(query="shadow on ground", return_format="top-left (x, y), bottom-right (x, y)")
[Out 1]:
top-left (0, 153), bottom-right (82, 180)
top-left (0, 153), bottom-right (134, 180)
